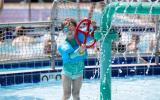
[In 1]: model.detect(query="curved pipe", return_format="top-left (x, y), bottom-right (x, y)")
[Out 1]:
top-left (97, 2), bottom-right (160, 100)
top-left (95, 2), bottom-right (160, 40)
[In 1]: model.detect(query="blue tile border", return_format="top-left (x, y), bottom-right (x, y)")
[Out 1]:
top-left (0, 56), bottom-right (159, 69)
top-left (0, 56), bottom-right (160, 86)
top-left (0, 65), bottom-right (160, 86)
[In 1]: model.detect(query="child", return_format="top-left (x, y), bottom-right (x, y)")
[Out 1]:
top-left (58, 18), bottom-right (87, 100)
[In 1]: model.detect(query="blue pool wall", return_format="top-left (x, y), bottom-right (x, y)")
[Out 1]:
top-left (0, 56), bottom-right (160, 86)
top-left (0, 56), bottom-right (158, 69)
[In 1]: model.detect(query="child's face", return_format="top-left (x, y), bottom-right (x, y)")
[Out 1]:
top-left (66, 22), bottom-right (76, 40)
top-left (68, 22), bottom-right (76, 32)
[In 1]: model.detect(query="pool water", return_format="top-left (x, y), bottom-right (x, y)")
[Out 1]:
top-left (0, 75), bottom-right (160, 100)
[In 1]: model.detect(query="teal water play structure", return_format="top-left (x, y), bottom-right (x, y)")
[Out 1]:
top-left (94, 2), bottom-right (160, 100)
top-left (0, 0), bottom-right (159, 100)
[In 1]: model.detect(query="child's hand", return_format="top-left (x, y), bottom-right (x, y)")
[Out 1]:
top-left (91, 20), bottom-right (96, 26)
top-left (91, 20), bottom-right (97, 30)
top-left (79, 44), bottom-right (86, 54)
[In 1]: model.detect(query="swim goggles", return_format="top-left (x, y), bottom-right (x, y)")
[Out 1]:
top-left (63, 26), bottom-right (69, 33)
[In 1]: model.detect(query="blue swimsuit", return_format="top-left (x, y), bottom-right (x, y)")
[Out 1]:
top-left (58, 38), bottom-right (87, 79)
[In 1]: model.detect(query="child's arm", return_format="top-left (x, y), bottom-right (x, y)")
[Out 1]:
top-left (70, 44), bottom-right (87, 59)
top-left (58, 42), bottom-right (74, 61)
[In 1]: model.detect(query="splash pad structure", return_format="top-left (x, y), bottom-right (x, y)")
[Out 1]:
top-left (0, 0), bottom-right (160, 100)
top-left (94, 2), bottom-right (160, 100)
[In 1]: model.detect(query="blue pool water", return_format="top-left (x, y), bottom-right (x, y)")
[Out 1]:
top-left (0, 75), bottom-right (160, 100)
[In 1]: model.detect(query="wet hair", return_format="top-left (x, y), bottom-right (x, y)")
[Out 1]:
top-left (61, 18), bottom-right (77, 29)
top-left (69, 18), bottom-right (77, 27)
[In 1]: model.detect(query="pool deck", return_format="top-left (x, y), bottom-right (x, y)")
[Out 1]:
top-left (3, 2), bottom-right (102, 10)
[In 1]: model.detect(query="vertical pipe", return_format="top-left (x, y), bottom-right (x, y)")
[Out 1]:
top-left (99, 3), bottom-right (117, 100)
top-left (100, 36), bottom-right (112, 100)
